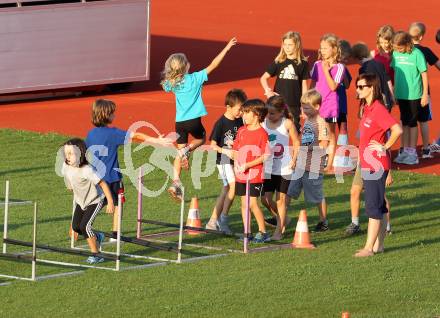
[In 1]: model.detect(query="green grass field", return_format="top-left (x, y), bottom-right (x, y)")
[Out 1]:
top-left (0, 129), bottom-right (439, 318)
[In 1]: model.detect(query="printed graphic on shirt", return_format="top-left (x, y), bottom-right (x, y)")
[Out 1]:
top-left (301, 123), bottom-right (315, 145)
top-left (223, 128), bottom-right (238, 148)
top-left (268, 134), bottom-right (285, 159)
top-left (279, 65), bottom-right (299, 80)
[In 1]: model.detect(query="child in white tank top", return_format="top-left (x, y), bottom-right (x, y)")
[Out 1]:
top-left (262, 96), bottom-right (300, 240)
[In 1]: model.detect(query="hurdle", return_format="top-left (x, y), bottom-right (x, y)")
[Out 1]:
top-left (0, 180), bottom-right (37, 281)
top-left (136, 169), bottom-right (253, 255)
top-left (136, 171), bottom-right (289, 254)
top-left (2, 181), bottom-right (120, 272)
top-left (70, 193), bottom-right (182, 265)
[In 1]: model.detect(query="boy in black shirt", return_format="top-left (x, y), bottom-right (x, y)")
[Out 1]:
top-left (409, 22), bottom-right (440, 158)
top-left (205, 89), bottom-right (247, 233)
top-left (351, 42), bottom-right (395, 110)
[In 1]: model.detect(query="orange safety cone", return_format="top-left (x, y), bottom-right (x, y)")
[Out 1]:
top-left (291, 209), bottom-right (315, 249)
top-left (341, 312), bottom-right (350, 318)
top-left (186, 197), bottom-right (203, 235)
top-left (69, 224), bottom-right (78, 241)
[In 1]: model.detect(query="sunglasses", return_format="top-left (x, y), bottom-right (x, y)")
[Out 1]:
top-left (356, 84), bottom-right (372, 90)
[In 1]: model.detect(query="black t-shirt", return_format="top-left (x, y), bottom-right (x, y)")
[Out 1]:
top-left (414, 44), bottom-right (438, 95)
top-left (414, 44), bottom-right (439, 66)
top-left (359, 59), bottom-right (392, 109)
top-left (209, 115), bottom-right (243, 164)
top-left (266, 59), bottom-right (310, 108)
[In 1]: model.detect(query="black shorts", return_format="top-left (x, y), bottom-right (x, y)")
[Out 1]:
top-left (325, 116), bottom-right (338, 124)
top-left (398, 99), bottom-right (419, 127)
top-left (362, 170), bottom-right (389, 220)
top-left (287, 105), bottom-right (301, 133)
top-left (175, 117), bottom-right (206, 144)
top-left (337, 113), bottom-right (347, 124)
top-left (235, 182), bottom-right (264, 197)
top-left (263, 175), bottom-right (291, 194)
top-left (104, 181), bottom-right (124, 206)
top-left (417, 98), bottom-right (432, 122)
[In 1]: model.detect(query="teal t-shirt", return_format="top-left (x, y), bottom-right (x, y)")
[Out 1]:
top-left (391, 48), bottom-right (427, 100)
top-left (163, 69), bottom-right (208, 122)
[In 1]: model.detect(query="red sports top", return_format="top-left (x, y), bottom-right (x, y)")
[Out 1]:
top-left (359, 100), bottom-right (398, 172)
top-left (233, 126), bottom-right (269, 183)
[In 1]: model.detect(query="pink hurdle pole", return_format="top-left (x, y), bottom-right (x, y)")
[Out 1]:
top-left (244, 175), bottom-right (250, 254)
top-left (136, 167), bottom-right (143, 239)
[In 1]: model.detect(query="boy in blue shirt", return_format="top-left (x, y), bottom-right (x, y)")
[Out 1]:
top-left (86, 99), bottom-right (172, 239)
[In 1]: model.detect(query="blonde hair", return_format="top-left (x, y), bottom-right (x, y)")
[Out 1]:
top-left (92, 99), bottom-right (116, 127)
top-left (301, 89), bottom-right (322, 108)
top-left (393, 31), bottom-right (414, 54)
top-left (376, 25), bottom-right (395, 53)
top-left (275, 31), bottom-right (306, 65)
top-left (409, 22), bottom-right (426, 41)
top-left (318, 33), bottom-right (341, 62)
top-left (160, 53), bottom-right (189, 89)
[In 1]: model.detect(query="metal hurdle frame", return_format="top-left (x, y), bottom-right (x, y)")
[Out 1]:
top-left (70, 191), bottom-right (183, 265)
top-left (0, 181), bottom-right (37, 281)
top-left (136, 170), bottom-right (290, 255)
top-left (2, 181), bottom-right (120, 272)
top-left (136, 169), bottom-right (253, 256)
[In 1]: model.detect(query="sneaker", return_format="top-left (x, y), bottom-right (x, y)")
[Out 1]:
top-left (218, 219), bottom-right (232, 235)
top-left (400, 153), bottom-right (419, 165)
top-left (386, 225), bottom-right (392, 235)
top-left (95, 232), bottom-right (105, 251)
top-left (421, 148), bottom-right (433, 159)
top-left (238, 233), bottom-right (254, 242)
top-left (393, 151), bottom-right (408, 163)
top-left (251, 231), bottom-right (271, 243)
top-left (429, 142), bottom-right (440, 153)
top-left (264, 216), bottom-right (277, 227)
top-left (168, 181), bottom-right (183, 202)
top-left (86, 256), bottom-right (104, 264)
top-left (178, 147), bottom-right (190, 170)
top-left (345, 223), bottom-right (360, 236)
top-left (205, 220), bottom-right (219, 231)
top-left (314, 221), bottom-right (329, 232)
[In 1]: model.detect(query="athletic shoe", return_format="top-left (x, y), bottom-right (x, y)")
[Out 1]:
top-left (238, 233), bottom-right (254, 242)
top-left (168, 181), bottom-right (183, 202)
top-left (400, 153), bottom-right (419, 165)
top-left (393, 151), bottom-right (408, 163)
top-left (95, 232), bottom-right (105, 251)
top-left (86, 256), bottom-right (104, 264)
top-left (205, 220), bottom-right (219, 231)
top-left (421, 148), bottom-right (433, 159)
top-left (251, 231), bottom-right (271, 243)
top-left (429, 142), bottom-right (440, 153)
top-left (218, 218), bottom-right (232, 235)
top-left (179, 147), bottom-right (190, 170)
top-left (264, 216), bottom-right (277, 227)
top-left (345, 223), bottom-right (361, 236)
top-left (314, 221), bottom-right (329, 232)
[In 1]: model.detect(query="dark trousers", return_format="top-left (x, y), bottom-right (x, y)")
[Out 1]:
top-left (71, 199), bottom-right (103, 239)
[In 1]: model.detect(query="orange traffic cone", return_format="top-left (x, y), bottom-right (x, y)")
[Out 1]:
top-left (341, 312), bottom-right (350, 318)
top-left (186, 197), bottom-right (203, 235)
top-left (69, 224), bottom-right (78, 241)
top-left (291, 209), bottom-right (315, 249)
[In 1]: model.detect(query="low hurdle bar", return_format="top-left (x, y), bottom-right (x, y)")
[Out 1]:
top-left (0, 182), bottom-right (37, 281)
top-left (71, 193), bottom-right (179, 266)
top-left (2, 184), bottom-right (119, 272)
top-left (134, 168), bottom-right (185, 263)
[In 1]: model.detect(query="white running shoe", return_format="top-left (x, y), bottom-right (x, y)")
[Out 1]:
top-left (429, 142), bottom-right (440, 153)
top-left (400, 153), bottom-right (419, 165)
top-left (393, 151), bottom-right (409, 164)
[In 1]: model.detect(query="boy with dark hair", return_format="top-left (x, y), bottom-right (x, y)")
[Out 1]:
top-left (206, 89), bottom-right (247, 233)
